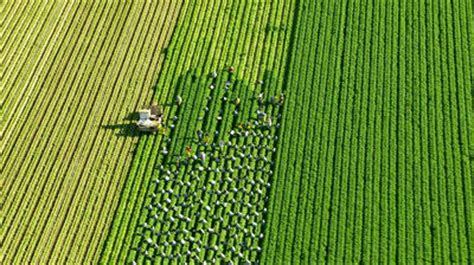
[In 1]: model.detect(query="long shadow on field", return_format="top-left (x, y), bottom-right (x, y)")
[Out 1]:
top-left (101, 122), bottom-right (141, 138)
top-left (101, 111), bottom-right (143, 137)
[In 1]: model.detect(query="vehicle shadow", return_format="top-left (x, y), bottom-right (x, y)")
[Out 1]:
top-left (101, 121), bottom-right (141, 137)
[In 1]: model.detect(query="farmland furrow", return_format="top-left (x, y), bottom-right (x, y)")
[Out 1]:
top-left (1, 1), bottom-right (39, 64)
top-left (22, 3), bottom-right (139, 263)
top-left (365, 2), bottom-right (386, 262)
top-left (0, 0), bottom-right (74, 158)
top-left (3, 3), bottom-right (90, 250)
top-left (0, 1), bottom-right (22, 33)
top-left (0, 1), bottom-right (75, 175)
top-left (289, 1), bottom-right (318, 262)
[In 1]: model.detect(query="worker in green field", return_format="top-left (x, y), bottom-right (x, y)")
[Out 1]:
top-left (196, 129), bottom-right (203, 140)
top-left (257, 92), bottom-right (264, 105)
top-left (185, 146), bottom-right (192, 157)
top-left (279, 92), bottom-right (285, 105)
top-left (176, 156), bottom-right (182, 168)
top-left (235, 97), bottom-right (241, 106)
top-left (175, 95), bottom-right (182, 105)
top-left (203, 133), bottom-right (210, 145)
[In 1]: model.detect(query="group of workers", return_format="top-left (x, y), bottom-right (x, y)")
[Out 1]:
top-left (136, 66), bottom-right (285, 263)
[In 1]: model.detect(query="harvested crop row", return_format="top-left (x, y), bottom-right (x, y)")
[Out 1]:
top-left (1, 1), bottom-right (182, 263)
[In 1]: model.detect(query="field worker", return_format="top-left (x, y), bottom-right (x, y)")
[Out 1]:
top-left (159, 126), bottom-right (168, 136)
top-left (257, 92), bottom-right (264, 105)
top-left (175, 95), bottom-right (183, 105)
top-left (270, 96), bottom-right (276, 104)
top-left (203, 133), bottom-right (210, 145)
top-left (211, 71), bottom-right (218, 78)
top-left (196, 129), bottom-right (203, 140)
top-left (257, 80), bottom-right (264, 85)
top-left (210, 83), bottom-right (215, 90)
top-left (185, 146), bottom-right (192, 158)
top-left (228, 66), bottom-right (235, 73)
top-left (279, 92), bottom-right (285, 105)
top-left (176, 156), bottom-right (182, 168)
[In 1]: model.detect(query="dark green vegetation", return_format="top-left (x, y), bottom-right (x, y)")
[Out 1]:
top-left (3, 0), bottom-right (473, 264)
top-left (264, 0), bottom-right (474, 263)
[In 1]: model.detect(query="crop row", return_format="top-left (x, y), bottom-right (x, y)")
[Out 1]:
top-left (263, 0), bottom-right (473, 263)
top-left (2, 1), bottom-right (182, 263)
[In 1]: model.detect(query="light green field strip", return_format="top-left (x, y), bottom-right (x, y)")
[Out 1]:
top-left (0, 1), bottom-right (20, 29)
top-left (2, 0), bottom-right (472, 263)
top-left (5, 2), bottom-right (109, 261)
top-left (1, 1), bottom-right (182, 263)
top-left (1, 1), bottom-right (70, 148)
top-left (1, 1), bottom-right (64, 124)
top-left (20, 2), bottom-right (126, 262)
top-left (1, 1), bottom-right (41, 63)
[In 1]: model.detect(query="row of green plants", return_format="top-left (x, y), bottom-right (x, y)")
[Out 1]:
top-left (54, 2), bottom-right (176, 263)
top-left (2, 1), bottom-right (67, 140)
top-left (3, 1), bottom-right (181, 263)
top-left (264, 0), bottom-right (474, 264)
top-left (100, 0), bottom-right (297, 263)
top-left (14, 2), bottom-right (135, 263)
top-left (4, 3), bottom-right (101, 261)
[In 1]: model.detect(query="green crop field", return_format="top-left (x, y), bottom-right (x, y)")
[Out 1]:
top-left (2, 0), bottom-right (473, 264)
